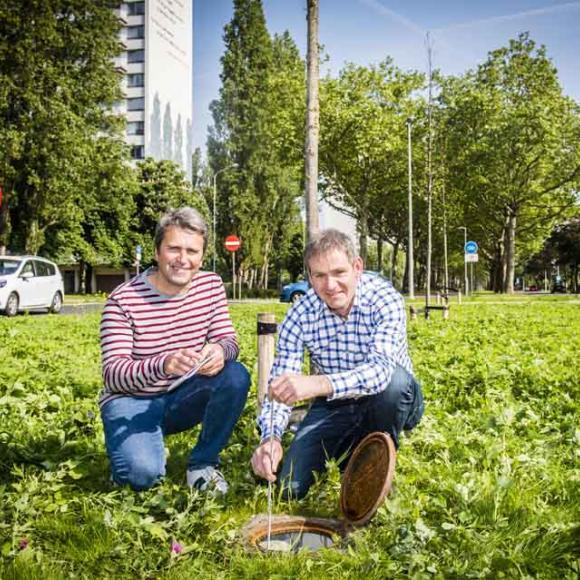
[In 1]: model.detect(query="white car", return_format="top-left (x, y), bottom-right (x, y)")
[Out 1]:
top-left (0, 256), bottom-right (64, 316)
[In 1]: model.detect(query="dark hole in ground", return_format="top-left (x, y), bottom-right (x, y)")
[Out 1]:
top-left (258, 530), bottom-right (335, 553)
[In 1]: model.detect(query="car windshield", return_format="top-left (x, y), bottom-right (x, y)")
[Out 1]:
top-left (0, 259), bottom-right (21, 276)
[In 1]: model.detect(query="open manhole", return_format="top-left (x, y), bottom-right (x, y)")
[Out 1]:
top-left (261, 530), bottom-right (334, 552)
top-left (243, 432), bottom-right (396, 554)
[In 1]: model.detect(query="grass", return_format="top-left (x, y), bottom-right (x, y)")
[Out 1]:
top-left (0, 298), bottom-right (578, 578)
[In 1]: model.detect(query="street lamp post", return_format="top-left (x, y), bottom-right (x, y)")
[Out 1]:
top-left (458, 226), bottom-right (468, 296)
top-left (212, 163), bottom-right (238, 272)
top-left (406, 117), bottom-right (415, 299)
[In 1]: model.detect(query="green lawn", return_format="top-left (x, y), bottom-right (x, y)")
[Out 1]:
top-left (0, 299), bottom-right (578, 578)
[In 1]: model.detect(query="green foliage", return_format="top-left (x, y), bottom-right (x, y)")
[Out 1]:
top-left (0, 298), bottom-right (578, 577)
top-left (208, 0), bottom-right (304, 287)
top-left (438, 33), bottom-right (580, 292)
top-left (319, 60), bottom-right (424, 262)
top-left (0, 0), bottom-right (126, 255)
top-left (526, 217), bottom-right (580, 292)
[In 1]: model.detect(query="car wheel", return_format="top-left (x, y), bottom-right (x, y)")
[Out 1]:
top-left (290, 291), bottom-right (305, 303)
top-left (49, 292), bottom-right (63, 314)
top-left (5, 292), bottom-right (19, 317)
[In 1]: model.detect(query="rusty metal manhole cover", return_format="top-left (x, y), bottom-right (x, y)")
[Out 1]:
top-left (340, 431), bottom-right (396, 527)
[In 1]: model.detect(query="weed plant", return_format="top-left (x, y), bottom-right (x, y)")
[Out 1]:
top-left (0, 299), bottom-right (578, 578)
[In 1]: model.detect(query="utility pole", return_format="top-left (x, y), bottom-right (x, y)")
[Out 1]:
top-left (458, 226), bottom-right (468, 295)
top-left (425, 33), bottom-right (434, 311)
top-left (406, 117), bottom-right (415, 299)
top-left (442, 183), bottom-right (449, 295)
top-left (305, 0), bottom-right (320, 242)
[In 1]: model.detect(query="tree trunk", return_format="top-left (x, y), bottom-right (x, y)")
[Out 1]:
top-left (377, 237), bottom-right (383, 272)
top-left (0, 187), bottom-right (10, 255)
top-left (490, 246), bottom-right (503, 292)
top-left (79, 261), bottom-right (86, 294)
top-left (391, 240), bottom-right (399, 286)
top-left (402, 250), bottom-right (409, 293)
top-left (498, 212), bottom-right (509, 292)
top-left (24, 217), bottom-right (43, 255)
top-left (259, 237), bottom-right (272, 289)
top-left (358, 212), bottom-right (368, 264)
top-left (503, 211), bottom-right (516, 294)
top-left (87, 264), bottom-right (95, 294)
top-left (305, 0), bottom-right (320, 242)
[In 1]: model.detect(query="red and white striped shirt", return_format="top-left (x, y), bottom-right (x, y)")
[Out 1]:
top-left (99, 269), bottom-right (239, 408)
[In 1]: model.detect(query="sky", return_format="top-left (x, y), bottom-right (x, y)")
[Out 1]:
top-left (192, 0), bottom-right (580, 151)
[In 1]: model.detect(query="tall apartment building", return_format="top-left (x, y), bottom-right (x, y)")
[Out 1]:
top-left (115, 0), bottom-right (193, 179)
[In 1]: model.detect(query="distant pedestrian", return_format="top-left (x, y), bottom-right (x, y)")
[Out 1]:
top-left (99, 207), bottom-right (250, 493)
top-left (251, 229), bottom-right (423, 499)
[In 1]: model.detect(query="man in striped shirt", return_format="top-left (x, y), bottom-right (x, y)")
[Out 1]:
top-left (100, 207), bottom-right (250, 493)
top-left (251, 229), bottom-right (424, 499)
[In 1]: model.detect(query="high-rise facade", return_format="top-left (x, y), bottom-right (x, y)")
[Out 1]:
top-left (115, 1), bottom-right (193, 178)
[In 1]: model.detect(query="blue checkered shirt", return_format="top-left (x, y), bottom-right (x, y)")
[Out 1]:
top-left (258, 272), bottom-right (413, 441)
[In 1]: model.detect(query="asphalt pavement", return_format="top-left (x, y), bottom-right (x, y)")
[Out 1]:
top-left (61, 302), bottom-right (104, 315)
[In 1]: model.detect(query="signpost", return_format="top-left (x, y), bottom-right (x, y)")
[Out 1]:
top-left (135, 244), bottom-right (142, 275)
top-left (464, 241), bottom-right (478, 255)
top-left (464, 241), bottom-right (478, 293)
top-left (224, 235), bottom-right (241, 300)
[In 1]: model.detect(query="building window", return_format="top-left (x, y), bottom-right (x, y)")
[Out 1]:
top-left (131, 145), bottom-right (145, 160)
top-left (127, 25), bottom-right (144, 39)
top-left (127, 97), bottom-right (144, 111)
top-left (127, 121), bottom-right (144, 135)
top-left (127, 73), bottom-right (144, 87)
top-left (127, 49), bottom-right (144, 63)
top-left (127, 2), bottom-right (145, 16)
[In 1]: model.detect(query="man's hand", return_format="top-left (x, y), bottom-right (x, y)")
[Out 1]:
top-left (164, 348), bottom-right (201, 376)
top-left (251, 438), bottom-right (283, 482)
top-left (269, 374), bottom-right (332, 405)
top-left (197, 343), bottom-right (225, 376)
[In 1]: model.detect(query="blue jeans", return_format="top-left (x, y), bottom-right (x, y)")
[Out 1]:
top-left (279, 365), bottom-right (424, 499)
top-left (100, 361), bottom-right (250, 490)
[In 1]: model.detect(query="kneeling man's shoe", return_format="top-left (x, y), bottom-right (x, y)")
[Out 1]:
top-left (186, 466), bottom-right (228, 495)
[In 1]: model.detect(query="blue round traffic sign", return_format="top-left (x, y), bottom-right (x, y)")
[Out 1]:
top-left (465, 241), bottom-right (478, 254)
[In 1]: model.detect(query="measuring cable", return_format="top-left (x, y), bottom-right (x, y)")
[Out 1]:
top-left (266, 389), bottom-right (275, 550)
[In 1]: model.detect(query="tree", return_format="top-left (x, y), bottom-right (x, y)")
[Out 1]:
top-left (319, 60), bottom-right (424, 264)
top-left (438, 33), bottom-right (580, 293)
top-left (526, 217), bottom-right (580, 292)
top-left (208, 0), bottom-right (304, 289)
top-left (43, 136), bottom-right (138, 292)
top-left (0, 0), bottom-right (125, 255)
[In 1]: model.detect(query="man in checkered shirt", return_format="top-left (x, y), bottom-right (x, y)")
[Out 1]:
top-left (251, 229), bottom-right (424, 499)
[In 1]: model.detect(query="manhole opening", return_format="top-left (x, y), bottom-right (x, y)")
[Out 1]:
top-left (257, 529), bottom-right (335, 553)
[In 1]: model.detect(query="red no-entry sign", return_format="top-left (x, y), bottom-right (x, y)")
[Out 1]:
top-left (224, 235), bottom-right (241, 252)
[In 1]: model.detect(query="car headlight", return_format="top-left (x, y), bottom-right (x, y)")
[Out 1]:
top-left (0, 279), bottom-right (7, 289)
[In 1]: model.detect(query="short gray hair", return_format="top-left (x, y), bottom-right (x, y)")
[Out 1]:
top-left (304, 229), bottom-right (358, 272)
top-left (154, 207), bottom-right (208, 251)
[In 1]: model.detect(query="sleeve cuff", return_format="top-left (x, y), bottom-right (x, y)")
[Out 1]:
top-left (260, 424), bottom-right (284, 442)
top-left (156, 353), bottom-right (170, 379)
